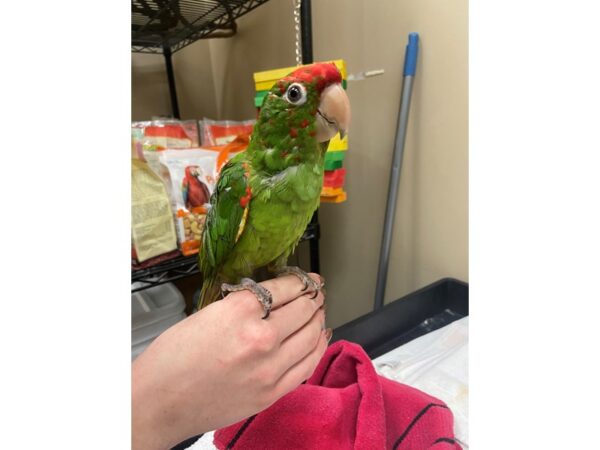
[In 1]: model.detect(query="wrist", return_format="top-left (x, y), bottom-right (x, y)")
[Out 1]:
top-left (132, 358), bottom-right (179, 450)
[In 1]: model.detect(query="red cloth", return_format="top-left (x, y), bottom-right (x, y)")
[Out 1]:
top-left (214, 340), bottom-right (461, 450)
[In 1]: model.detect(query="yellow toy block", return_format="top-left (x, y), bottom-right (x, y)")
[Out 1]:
top-left (326, 133), bottom-right (348, 151)
top-left (254, 80), bottom-right (276, 92)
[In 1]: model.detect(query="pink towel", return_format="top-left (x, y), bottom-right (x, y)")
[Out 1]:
top-left (214, 340), bottom-right (461, 449)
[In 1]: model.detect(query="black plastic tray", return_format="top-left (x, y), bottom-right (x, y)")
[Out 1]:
top-left (331, 278), bottom-right (468, 359)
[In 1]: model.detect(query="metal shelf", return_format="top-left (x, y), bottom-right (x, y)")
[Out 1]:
top-left (131, 0), bottom-right (321, 294)
top-left (132, 253), bottom-right (200, 292)
top-left (132, 0), bottom-right (272, 54)
top-left (132, 222), bottom-right (319, 292)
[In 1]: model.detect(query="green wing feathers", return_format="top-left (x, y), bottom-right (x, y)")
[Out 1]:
top-left (198, 155), bottom-right (250, 308)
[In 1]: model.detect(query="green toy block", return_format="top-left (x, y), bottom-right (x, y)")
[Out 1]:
top-left (324, 159), bottom-right (343, 170)
top-left (325, 150), bottom-right (346, 163)
top-left (254, 90), bottom-right (268, 108)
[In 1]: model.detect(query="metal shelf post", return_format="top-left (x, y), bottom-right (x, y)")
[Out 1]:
top-left (300, 0), bottom-right (320, 274)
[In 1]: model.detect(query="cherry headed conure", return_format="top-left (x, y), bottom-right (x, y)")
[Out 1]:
top-left (198, 62), bottom-right (351, 318)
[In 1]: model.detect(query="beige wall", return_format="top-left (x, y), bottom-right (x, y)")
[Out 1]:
top-left (131, 0), bottom-right (468, 328)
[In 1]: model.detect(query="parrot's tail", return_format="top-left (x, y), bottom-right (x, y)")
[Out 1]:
top-left (197, 277), bottom-right (222, 310)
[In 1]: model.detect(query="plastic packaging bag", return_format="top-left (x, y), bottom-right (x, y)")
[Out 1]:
top-left (158, 149), bottom-right (219, 256)
top-left (132, 119), bottom-right (200, 176)
top-left (137, 119), bottom-right (199, 151)
top-left (131, 123), bottom-right (146, 160)
top-left (202, 133), bottom-right (250, 173)
top-left (159, 149), bottom-right (218, 206)
top-left (199, 118), bottom-right (255, 146)
top-left (131, 159), bottom-right (178, 262)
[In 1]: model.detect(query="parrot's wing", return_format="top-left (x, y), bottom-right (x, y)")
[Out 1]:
top-left (200, 155), bottom-right (250, 278)
top-left (182, 177), bottom-right (189, 206)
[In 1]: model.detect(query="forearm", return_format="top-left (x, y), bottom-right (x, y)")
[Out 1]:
top-left (132, 356), bottom-right (182, 450)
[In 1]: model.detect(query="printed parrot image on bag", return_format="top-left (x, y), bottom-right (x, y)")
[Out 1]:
top-left (182, 165), bottom-right (211, 209)
top-left (198, 62), bottom-right (351, 318)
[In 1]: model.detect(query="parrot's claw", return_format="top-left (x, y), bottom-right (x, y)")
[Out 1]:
top-left (222, 278), bottom-right (273, 319)
top-left (275, 266), bottom-right (324, 299)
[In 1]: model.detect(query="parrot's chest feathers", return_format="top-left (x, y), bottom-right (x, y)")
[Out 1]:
top-left (253, 162), bottom-right (323, 212)
top-left (232, 162), bottom-right (323, 267)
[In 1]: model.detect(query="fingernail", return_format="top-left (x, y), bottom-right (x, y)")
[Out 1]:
top-left (325, 328), bottom-right (333, 343)
top-left (319, 275), bottom-right (326, 287)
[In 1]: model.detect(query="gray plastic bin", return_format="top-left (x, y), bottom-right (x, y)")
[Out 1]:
top-left (132, 283), bottom-right (186, 360)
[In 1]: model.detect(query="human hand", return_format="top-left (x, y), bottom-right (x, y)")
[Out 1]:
top-left (132, 273), bottom-right (329, 450)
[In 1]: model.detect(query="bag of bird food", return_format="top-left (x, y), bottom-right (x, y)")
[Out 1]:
top-left (131, 158), bottom-right (178, 262)
top-left (131, 122), bottom-right (148, 160)
top-left (132, 119), bottom-right (200, 176)
top-left (140, 119), bottom-right (199, 150)
top-left (199, 118), bottom-right (255, 146)
top-left (158, 148), bottom-right (219, 256)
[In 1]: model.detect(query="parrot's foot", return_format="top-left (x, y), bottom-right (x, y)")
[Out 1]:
top-left (275, 266), bottom-right (323, 299)
top-left (222, 278), bottom-right (273, 319)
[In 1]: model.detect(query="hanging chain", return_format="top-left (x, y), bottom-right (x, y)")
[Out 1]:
top-left (293, 0), bottom-right (302, 66)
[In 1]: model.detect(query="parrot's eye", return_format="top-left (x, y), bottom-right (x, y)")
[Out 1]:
top-left (284, 83), bottom-right (307, 105)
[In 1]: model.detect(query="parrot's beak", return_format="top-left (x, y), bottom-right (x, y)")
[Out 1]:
top-left (315, 83), bottom-right (351, 143)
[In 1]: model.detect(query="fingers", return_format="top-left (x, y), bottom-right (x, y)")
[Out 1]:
top-left (268, 288), bottom-right (325, 341)
top-left (273, 327), bottom-right (330, 399)
top-left (272, 306), bottom-right (325, 377)
top-left (224, 273), bottom-right (323, 317)
top-left (262, 273), bottom-right (323, 309)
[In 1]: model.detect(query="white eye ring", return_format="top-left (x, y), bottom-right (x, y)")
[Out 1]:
top-left (284, 83), bottom-right (307, 105)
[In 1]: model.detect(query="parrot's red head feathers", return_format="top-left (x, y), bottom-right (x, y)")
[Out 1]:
top-left (185, 165), bottom-right (199, 178)
top-left (254, 61), bottom-right (350, 148)
top-left (281, 62), bottom-right (342, 93)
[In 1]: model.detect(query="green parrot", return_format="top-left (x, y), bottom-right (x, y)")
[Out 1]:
top-left (198, 62), bottom-right (351, 318)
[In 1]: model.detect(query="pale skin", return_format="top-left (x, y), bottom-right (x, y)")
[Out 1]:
top-left (132, 273), bottom-right (329, 450)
